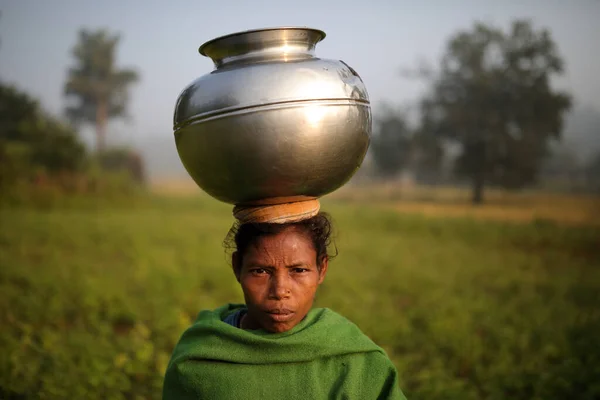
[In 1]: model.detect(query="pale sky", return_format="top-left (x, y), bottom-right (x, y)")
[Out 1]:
top-left (1, 0), bottom-right (599, 152)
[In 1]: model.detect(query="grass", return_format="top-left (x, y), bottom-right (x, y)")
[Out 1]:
top-left (331, 183), bottom-right (600, 226)
top-left (1, 191), bottom-right (599, 399)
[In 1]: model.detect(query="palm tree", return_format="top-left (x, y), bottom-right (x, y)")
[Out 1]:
top-left (64, 29), bottom-right (139, 152)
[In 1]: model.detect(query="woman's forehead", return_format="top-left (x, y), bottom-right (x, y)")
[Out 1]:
top-left (244, 228), bottom-right (316, 260)
top-left (253, 225), bottom-right (311, 244)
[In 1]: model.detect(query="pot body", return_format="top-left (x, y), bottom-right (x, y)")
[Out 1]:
top-left (173, 27), bottom-right (371, 205)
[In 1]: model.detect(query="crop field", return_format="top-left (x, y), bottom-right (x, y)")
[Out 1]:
top-left (1, 189), bottom-right (599, 399)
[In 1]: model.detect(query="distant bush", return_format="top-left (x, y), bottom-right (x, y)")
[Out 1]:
top-left (1, 170), bottom-right (146, 209)
top-left (97, 148), bottom-right (146, 185)
top-left (0, 82), bottom-right (147, 207)
top-left (0, 83), bottom-right (87, 190)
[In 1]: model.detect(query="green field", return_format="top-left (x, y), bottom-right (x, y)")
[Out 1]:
top-left (1, 194), bottom-right (599, 399)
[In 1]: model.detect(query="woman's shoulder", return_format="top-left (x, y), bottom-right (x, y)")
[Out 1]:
top-left (196, 303), bottom-right (245, 321)
top-left (166, 305), bottom-right (406, 399)
top-left (306, 307), bottom-right (381, 344)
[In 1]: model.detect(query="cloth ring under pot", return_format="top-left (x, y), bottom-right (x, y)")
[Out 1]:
top-left (232, 199), bottom-right (320, 224)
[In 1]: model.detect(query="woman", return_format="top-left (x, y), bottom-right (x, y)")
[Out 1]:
top-left (162, 210), bottom-right (406, 399)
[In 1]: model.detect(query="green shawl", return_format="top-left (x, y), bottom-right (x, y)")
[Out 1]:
top-left (163, 304), bottom-right (406, 400)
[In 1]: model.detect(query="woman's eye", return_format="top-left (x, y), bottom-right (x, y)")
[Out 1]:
top-left (251, 268), bottom-right (267, 275)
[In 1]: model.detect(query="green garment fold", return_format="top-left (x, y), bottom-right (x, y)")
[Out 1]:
top-left (163, 303), bottom-right (406, 400)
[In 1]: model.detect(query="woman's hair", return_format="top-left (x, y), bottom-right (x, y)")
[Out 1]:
top-left (224, 212), bottom-right (338, 269)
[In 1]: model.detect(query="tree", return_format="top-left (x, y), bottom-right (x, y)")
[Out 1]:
top-left (420, 20), bottom-right (571, 203)
top-left (370, 106), bottom-right (413, 178)
top-left (410, 114), bottom-right (446, 185)
top-left (64, 29), bottom-right (139, 153)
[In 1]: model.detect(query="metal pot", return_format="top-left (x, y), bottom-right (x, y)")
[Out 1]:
top-left (173, 27), bottom-right (371, 205)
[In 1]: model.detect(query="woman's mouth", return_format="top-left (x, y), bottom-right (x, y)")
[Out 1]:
top-left (266, 309), bottom-right (295, 322)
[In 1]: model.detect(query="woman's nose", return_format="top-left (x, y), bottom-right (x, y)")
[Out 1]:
top-left (269, 273), bottom-right (291, 299)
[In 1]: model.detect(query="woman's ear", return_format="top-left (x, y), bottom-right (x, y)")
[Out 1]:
top-left (317, 256), bottom-right (328, 284)
top-left (232, 251), bottom-right (241, 282)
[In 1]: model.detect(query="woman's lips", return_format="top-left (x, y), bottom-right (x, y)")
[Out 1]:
top-left (265, 309), bottom-right (295, 322)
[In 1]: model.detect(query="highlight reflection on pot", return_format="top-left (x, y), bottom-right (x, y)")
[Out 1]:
top-left (304, 105), bottom-right (328, 128)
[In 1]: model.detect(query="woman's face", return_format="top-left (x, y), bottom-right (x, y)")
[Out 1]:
top-left (233, 226), bottom-right (328, 333)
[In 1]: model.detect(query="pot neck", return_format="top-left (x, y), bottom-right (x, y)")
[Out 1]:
top-left (199, 27), bottom-right (326, 68)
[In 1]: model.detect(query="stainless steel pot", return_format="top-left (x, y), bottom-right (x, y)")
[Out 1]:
top-left (173, 27), bottom-right (371, 205)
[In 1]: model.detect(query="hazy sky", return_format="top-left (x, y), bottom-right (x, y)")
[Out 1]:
top-left (1, 0), bottom-right (599, 149)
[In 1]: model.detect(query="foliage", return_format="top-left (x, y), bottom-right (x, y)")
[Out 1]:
top-left (419, 19), bottom-right (571, 203)
top-left (64, 29), bottom-right (139, 152)
top-left (0, 195), bottom-right (598, 399)
top-left (0, 82), bottom-right (146, 207)
top-left (370, 106), bottom-right (413, 177)
top-left (369, 110), bottom-right (447, 183)
top-left (410, 128), bottom-right (446, 185)
top-left (97, 147), bottom-right (146, 184)
top-left (0, 82), bottom-right (87, 192)
top-left (585, 151), bottom-right (600, 192)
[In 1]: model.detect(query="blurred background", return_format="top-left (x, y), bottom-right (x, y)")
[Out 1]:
top-left (1, 1), bottom-right (599, 399)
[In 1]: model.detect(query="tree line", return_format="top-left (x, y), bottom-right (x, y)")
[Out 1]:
top-left (370, 19), bottom-right (599, 203)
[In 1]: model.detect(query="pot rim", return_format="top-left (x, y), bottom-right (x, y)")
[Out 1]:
top-left (198, 26), bottom-right (326, 56)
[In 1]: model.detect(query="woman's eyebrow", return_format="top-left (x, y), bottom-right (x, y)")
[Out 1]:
top-left (245, 262), bottom-right (309, 269)
top-left (286, 263), bottom-right (309, 268)
top-left (245, 263), bottom-right (274, 269)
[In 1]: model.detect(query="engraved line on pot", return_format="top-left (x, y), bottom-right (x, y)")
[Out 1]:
top-left (173, 98), bottom-right (370, 131)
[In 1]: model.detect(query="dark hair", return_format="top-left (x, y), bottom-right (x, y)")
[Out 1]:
top-left (224, 212), bottom-right (337, 270)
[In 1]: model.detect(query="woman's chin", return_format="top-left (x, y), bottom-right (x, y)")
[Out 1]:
top-left (260, 319), bottom-right (297, 333)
